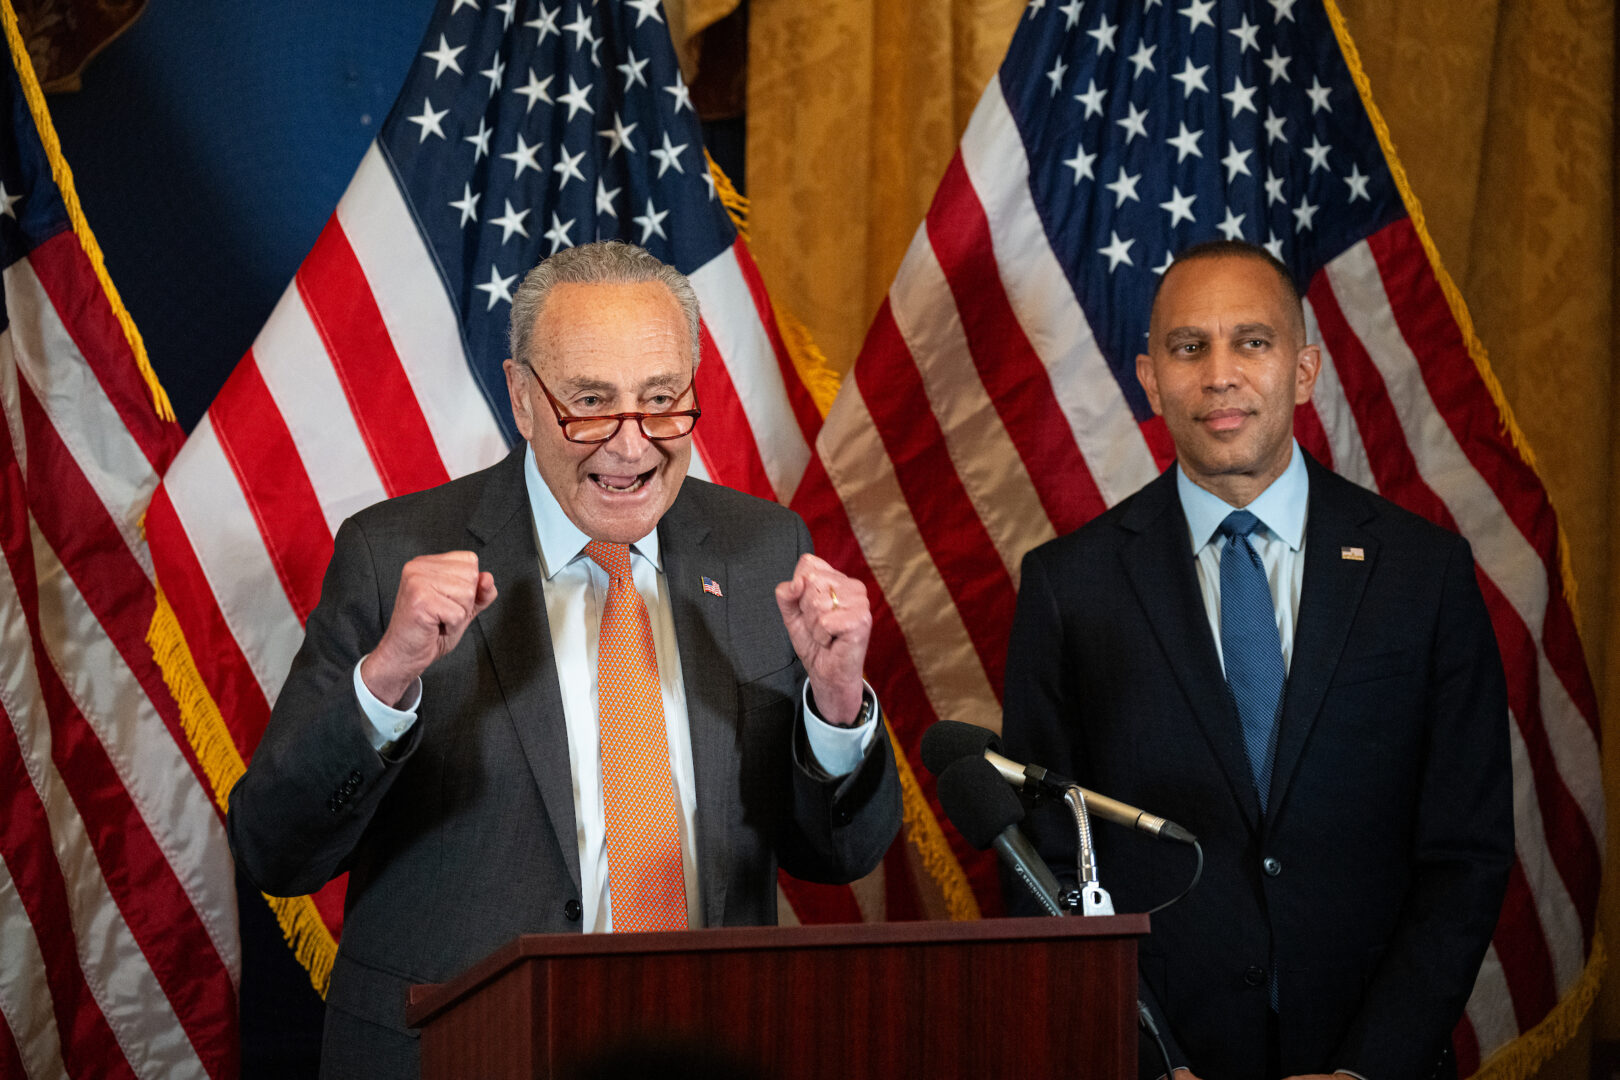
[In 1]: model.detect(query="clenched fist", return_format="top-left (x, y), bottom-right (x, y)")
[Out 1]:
top-left (774, 553), bottom-right (871, 727)
top-left (360, 551), bottom-right (497, 707)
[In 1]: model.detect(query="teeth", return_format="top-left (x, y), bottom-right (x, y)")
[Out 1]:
top-left (593, 474), bottom-right (645, 493)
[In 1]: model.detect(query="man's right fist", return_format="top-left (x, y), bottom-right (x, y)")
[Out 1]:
top-left (360, 551), bottom-right (497, 708)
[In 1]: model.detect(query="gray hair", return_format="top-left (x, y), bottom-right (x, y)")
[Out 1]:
top-left (507, 241), bottom-right (702, 371)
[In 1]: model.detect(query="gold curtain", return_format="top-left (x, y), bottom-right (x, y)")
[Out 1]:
top-left (739, 0), bottom-right (1617, 1074)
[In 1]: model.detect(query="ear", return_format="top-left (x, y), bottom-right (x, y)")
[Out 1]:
top-left (503, 359), bottom-right (535, 441)
top-left (1294, 343), bottom-right (1321, 406)
top-left (1136, 351), bottom-right (1164, 416)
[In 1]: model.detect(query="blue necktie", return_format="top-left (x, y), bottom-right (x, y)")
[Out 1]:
top-left (1218, 510), bottom-right (1286, 814)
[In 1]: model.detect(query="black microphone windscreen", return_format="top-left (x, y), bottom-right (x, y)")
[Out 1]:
top-left (936, 757), bottom-right (1025, 850)
top-left (919, 720), bottom-right (1002, 777)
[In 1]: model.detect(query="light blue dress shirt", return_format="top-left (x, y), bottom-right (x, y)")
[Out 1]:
top-left (1176, 441), bottom-right (1310, 675)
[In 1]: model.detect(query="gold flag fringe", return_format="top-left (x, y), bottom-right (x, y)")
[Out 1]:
top-left (1324, 0), bottom-right (1601, 1070)
top-left (706, 148), bottom-right (752, 240)
top-left (1322, 0), bottom-right (1582, 624)
top-left (1475, 934), bottom-right (1605, 1080)
top-left (707, 150), bottom-right (980, 921)
top-left (0, 0), bottom-right (174, 424)
top-left (148, 584), bottom-right (338, 996)
top-left (888, 728), bottom-right (982, 920)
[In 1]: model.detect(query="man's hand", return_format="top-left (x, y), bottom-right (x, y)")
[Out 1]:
top-left (774, 554), bottom-right (871, 726)
top-left (360, 552), bottom-right (497, 707)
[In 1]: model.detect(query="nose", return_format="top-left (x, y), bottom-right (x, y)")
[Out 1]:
top-left (1203, 343), bottom-right (1244, 391)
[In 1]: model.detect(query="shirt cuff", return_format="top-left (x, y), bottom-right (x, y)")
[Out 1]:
top-left (353, 657), bottom-right (422, 753)
top-left (801, 680), bottom-right (879, 777)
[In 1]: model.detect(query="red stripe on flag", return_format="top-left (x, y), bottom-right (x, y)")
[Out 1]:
top-left (296, 217), bottom-right (449, 499)
top-left (731, 240), bottom-right (825, 446)
top-left (1311, 277), bottom-right (1564, 1025)
top-left (0, 1010), bottom-right (24, 1080)
top-left (1452, 1014), bottom-right (1480, 1078)
top-left (1138, 415), bottom-right (1177, 473)
top-left (854, 301), bottom-right (1015, 696)
top-left (1491, 859), bottom-right (1561, 1030)
top-left (692, 320), bottom-right (776, 500)
top-left (144, 487), bottom-right (275, 762)
top-left (1293, 401), bottom-right (1334, 472)
top-left (926, 154), bottom-right (1107, 536)
top-left (777, 871), bottom-right (864, 923)
top-left (209, 354), bottom-right (335, 625)
top-left (1366, 222), bottom-right (1600, 738)
top-left (27, 231), bottom-right (182, 474)
top-left (12, 383), bottom-right (238, 1075)
top-left (883, 841), bottom-right (923, 921)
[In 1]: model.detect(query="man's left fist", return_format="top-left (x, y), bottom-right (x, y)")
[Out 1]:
top-left (774, 553), bottom-right (871, 727)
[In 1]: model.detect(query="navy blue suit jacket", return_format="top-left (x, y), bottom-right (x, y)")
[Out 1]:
top-left (1001, 453), bottom-right (1511, 1079)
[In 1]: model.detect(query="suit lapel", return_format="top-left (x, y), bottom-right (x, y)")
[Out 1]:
top-left (1266, 459), bottom-right (1377, 820)
top-left (658, 487), bottom-right (735, 928)
top-left (467, 449), bottom-right (582, 894)
top-left (1119, 470), bottom-right (1263, 831)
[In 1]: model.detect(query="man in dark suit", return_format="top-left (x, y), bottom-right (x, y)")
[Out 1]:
top-left (228, 241), bottom-right (901, 1078)
top-left (1001, 241), bottom-right (1511, 1079)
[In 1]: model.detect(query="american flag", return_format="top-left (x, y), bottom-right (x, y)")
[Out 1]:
top-left (0, 2), bottom-right (239, 1076)
top-left (702, 575), bottom-right (724, 598)
top-left (788, 0), bottom-right (1603, 1070)
top-left (142, 0), bottom-right (883, 994)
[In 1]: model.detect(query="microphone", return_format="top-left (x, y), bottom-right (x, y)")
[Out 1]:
top-left (920, 720), bottom-right (1198, 845)
top-left (935, 756), bottom-right (1067, 917)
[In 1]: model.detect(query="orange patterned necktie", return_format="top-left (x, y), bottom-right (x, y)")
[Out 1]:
top-left (584, 540), bottom-right (687, 932)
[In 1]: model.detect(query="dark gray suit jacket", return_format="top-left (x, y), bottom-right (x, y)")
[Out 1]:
top-left (228, 448), bottom-right (901, 1078)
top-left (1002, 454), bottom-right (1511, 1079)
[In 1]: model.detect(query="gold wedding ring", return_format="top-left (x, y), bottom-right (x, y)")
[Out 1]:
top-left (828, 586), bottom-right (840, 609)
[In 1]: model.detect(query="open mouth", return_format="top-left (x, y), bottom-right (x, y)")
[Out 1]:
top-left (590, 467), bottom-right (656, 494)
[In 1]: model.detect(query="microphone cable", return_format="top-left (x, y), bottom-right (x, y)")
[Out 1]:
top-left (1144, 838), bottom-right (1204, 916)
top-left (1137, 1000), bottom-right (1175, 1080)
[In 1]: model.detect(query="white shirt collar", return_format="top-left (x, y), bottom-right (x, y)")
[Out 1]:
top-left (1176, 439), bottom-right (1309, 554)
top-left (522, 444), bottom-right (662, 577)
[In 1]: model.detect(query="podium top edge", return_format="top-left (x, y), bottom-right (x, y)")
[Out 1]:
top-left (404, 914), bottom-right (1149, 1026)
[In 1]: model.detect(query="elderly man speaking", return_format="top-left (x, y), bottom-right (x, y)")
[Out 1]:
top-left (228, 241), bottom-right (902, 1079)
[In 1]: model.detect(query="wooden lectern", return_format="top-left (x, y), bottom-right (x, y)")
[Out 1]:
top-left (406, 914), bottom-right (1149, 1079)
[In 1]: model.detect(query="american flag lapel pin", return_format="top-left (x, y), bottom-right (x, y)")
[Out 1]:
top-left (1340, 546), bottom-right (1365, 561)
top-left (702, 576), bottom-right (724, 598)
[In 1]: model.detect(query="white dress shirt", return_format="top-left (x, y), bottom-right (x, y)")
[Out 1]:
top-left (354, 446), bottom-right (878, 932)
top-left (1176, 441), bottom-right (1310, 675)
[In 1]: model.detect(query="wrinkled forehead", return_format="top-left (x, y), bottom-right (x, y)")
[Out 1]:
top-left (530, 280), bottom-right (694, 381)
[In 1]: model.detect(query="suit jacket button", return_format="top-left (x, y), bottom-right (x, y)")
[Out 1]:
top-left (834, 806), bottom-right (853, 826)
top-left (1244, 966), bottom-right (1266, 987)
top-left (347, 770), bottom-right (362, 785)
top-left (1262, 856), bottom-right (1282, 877)
top-left (564, 899), bottom-right (582, 921)
top-left (326, 795), bottom-right (341, 813)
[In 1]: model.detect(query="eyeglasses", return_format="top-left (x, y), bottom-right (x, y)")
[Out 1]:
top-left (526, 364), bottom-right (702, 444)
